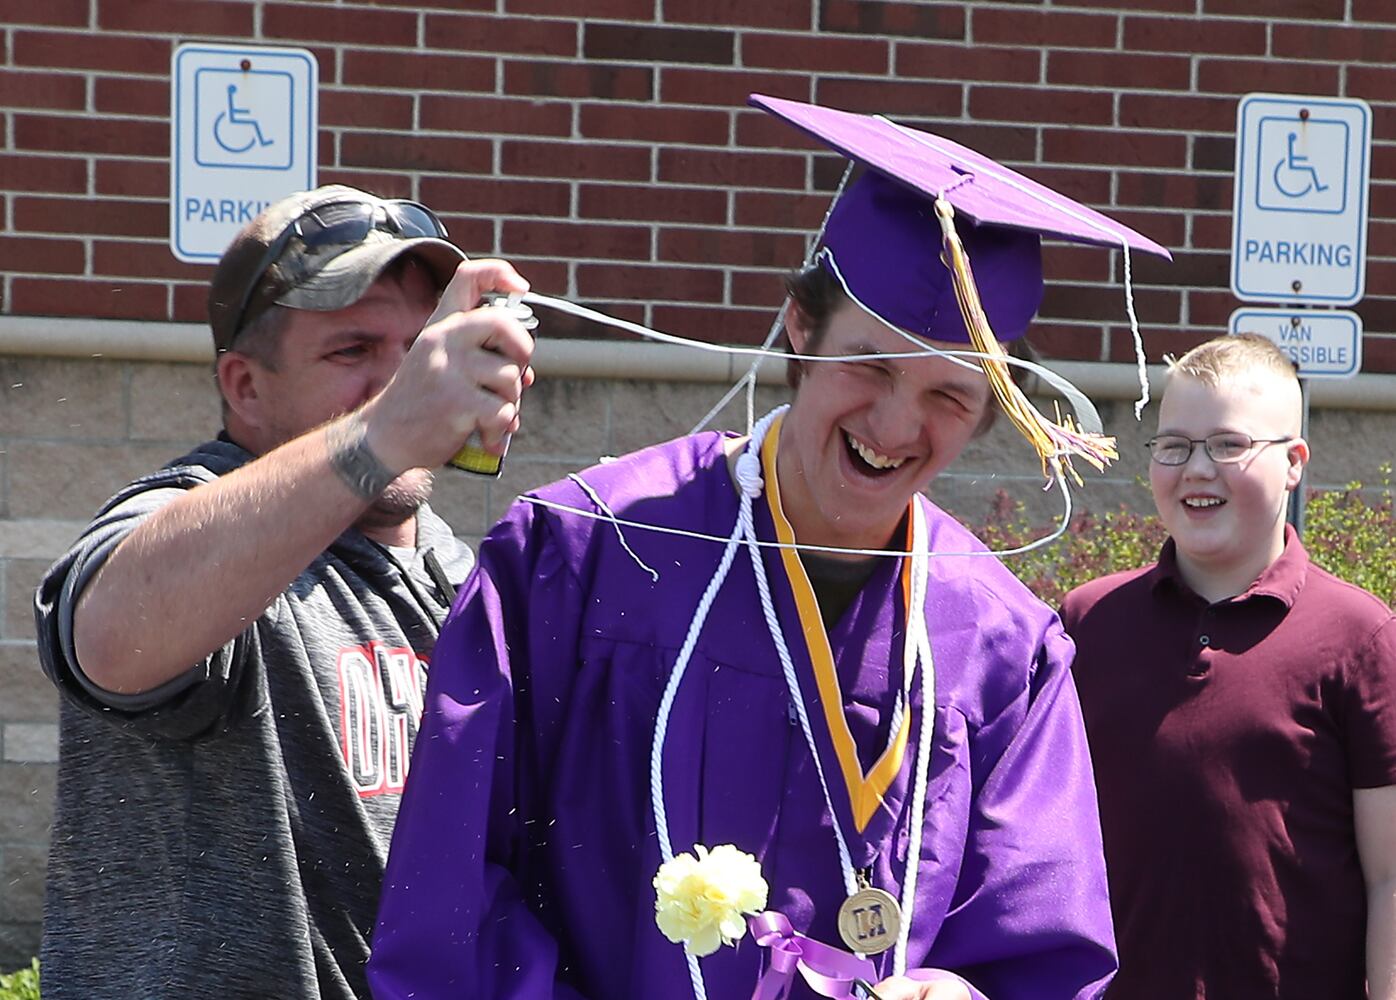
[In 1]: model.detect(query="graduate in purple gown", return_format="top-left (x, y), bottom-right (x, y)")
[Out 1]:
top-left (369, 96), bottom-right (1171, 1000)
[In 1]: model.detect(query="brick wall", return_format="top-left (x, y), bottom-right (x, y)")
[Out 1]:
top-left (3, 1), bottom-right (1395, 361)
top-left (4, 0), bottom-right (1396, 971)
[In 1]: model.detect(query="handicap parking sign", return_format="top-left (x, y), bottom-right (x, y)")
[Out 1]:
top-left (1231, 94), bottom-right (1371, 306)
top-left (171, 43), bottom-right (317, 263)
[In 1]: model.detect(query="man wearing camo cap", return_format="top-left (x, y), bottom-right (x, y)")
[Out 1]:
top-left (33, 185), bottom-right (534, 1000)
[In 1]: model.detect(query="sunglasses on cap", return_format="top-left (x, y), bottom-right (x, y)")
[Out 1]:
top-left (228, 197), bottom-right (449, 345)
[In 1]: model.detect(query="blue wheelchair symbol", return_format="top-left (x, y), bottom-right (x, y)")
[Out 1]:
top-left (1272, 132), bottom-right (1328, 199)
top-left (1250, 118), bottom-right (1345, 217)
top-left (1254, 115), bottom-right (1347, 216)
top-left (214, 84), bottom-right (275, 154)
top-left (193, 67), bottom-right (294, 171)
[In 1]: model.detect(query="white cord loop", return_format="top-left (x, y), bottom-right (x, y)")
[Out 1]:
top-left (734, 451), bottom-right (764, 498)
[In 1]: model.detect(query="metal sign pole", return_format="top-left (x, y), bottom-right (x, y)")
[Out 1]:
top-left (1230, 93), bottom-right (1371, 542)
top-left (1287, 378), bottom-right (1311, 537)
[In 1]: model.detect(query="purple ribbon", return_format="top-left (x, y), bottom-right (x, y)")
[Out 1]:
top-left (747, 911), bottom-right (879, 1000)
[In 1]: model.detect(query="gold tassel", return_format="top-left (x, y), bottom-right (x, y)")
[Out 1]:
top-left (932, 197), bottom-right (1117, 487)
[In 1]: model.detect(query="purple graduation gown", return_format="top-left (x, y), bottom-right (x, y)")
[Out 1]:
top-left (370, 433), bottom-right (1115, 999)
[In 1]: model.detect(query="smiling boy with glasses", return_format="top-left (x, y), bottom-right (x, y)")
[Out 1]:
top-left (32, 184), bottom-right (536, 1000)
top-left (1062, 332), bottom-right (1396, 999)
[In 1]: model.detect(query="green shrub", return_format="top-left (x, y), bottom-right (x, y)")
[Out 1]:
top-left (973, 490), bottom-right (1167, 608)
top-left (974, 473), bottom-right (1396, 609)
top-left (1301, 467), bottom-right (1396, 607)
top-left (0, 959), bottom-right (39, 1000)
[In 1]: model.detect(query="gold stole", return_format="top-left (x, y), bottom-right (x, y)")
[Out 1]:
top-left (761, 416), bottom-right (914, 833)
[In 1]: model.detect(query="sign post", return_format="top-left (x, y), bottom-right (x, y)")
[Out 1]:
top-left (1230, 93), bottom-right (1371, 536)
top-left (171, 43), bottom-right (318, 263)
top-left (1227, 307), bottom-right (1363, 535)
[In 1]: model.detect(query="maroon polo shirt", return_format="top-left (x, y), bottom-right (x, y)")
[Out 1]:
top-left (1062, 527), bottom-right (1396, 999)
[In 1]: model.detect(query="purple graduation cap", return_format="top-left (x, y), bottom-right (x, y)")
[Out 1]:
top-left (750, 93), bottom-right (1174, 484)
top-left (821, 170), bottom-right (1045, 344)
top-left (750, 93), bottom-right (1172, 346)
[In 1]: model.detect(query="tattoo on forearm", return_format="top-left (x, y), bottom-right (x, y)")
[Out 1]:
top-left (326, 414), bottom-right (396, 501)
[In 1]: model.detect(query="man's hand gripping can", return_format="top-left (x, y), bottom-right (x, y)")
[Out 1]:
top-left (448, 292), bottom-right (539, 478)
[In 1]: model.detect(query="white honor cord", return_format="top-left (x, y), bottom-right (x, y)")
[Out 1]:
top-left (736, 434), bottom-right (859, 901)
top-left (649, 409), bottom-right (787, 1000)
top-left (894, 522), bottom-right (935, 975)
top-left (648, 504), bottom-right (748, 1000)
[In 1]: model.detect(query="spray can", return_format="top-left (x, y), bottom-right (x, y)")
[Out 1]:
top-left (448, 292), bottom-right (540, 477)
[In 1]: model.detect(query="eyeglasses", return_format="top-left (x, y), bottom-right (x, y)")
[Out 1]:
top-left (228, 197), bottom-right (448, 344)
top-left (1145, 432), bottom-right (1293, 466)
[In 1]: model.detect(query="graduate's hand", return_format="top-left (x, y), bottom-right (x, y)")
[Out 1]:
top-left (361, 257), bottom-right (535, 474)
top-left (869, 973), bottom-right (972, 1000)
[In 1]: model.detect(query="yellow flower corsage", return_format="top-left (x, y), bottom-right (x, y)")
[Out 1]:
top-left (653, 844), bottom-right (769, 958)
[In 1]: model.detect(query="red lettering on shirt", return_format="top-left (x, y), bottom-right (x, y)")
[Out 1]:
top-left (336, 642), bottom-right (427, 798)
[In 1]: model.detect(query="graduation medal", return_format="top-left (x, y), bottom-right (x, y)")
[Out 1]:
top-left (837, 872), bottom-right (902, 955)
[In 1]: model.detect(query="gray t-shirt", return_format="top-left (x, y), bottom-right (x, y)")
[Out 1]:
top-left (33, 439), bottom-right (474, 1000)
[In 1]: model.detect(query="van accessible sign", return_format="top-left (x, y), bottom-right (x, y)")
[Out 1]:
top-left (1231, 93), bottom-right (1371, 306)
top-left (170, 43), bottom-right (317, 263)
top-left (1229, 307), bottom-right (1362, 379)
